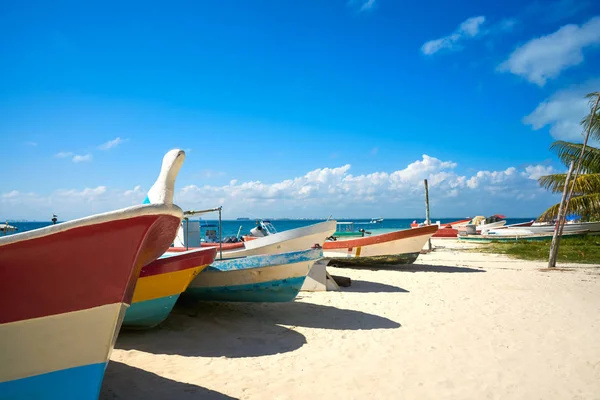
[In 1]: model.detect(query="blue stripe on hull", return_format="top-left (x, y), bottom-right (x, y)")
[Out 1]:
top-left (123, 295), bottom-right (179, 329)
top-left (183, 276), bottom-right (306, 302)
top-left (0, 362), bottom-right (107, 400)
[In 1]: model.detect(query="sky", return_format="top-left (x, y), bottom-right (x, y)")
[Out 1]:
top-left (1, 0), bottom-right (599, 220)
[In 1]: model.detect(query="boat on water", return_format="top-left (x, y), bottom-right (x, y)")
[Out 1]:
top-left (323, 225), bottom-right (438, 267)
top-left (123, 246), bottom-right (216, 329)
top-left (0, 149), bottom-right (185, 400)
top-left (331, 221), bottom-right (372, 237)
top-left (183, 247), bottom-right (323, 302)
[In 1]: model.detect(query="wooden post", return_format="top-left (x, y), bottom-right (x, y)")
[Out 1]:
top-left (548, 161), bottom-right (575, 268)
top-left (424, 179), bottom-right (432, 251)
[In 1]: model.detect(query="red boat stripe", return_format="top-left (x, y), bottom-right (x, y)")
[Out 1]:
top-left (0, 214), bottom-right (181, 324)
top-left (323, 225), bottom-right (438, 250)
top-left (140, 247), bottom-right (217, 277)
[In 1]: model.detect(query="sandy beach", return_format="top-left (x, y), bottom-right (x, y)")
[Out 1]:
top-left (101, 239), bottom-right (600, 399)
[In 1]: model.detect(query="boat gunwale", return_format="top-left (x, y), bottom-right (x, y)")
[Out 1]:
top-left (323, 225), bottom-right (438, 249)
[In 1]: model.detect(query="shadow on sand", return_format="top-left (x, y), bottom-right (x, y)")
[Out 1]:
top-left (100, 361), bottom-right (236, 400)
top-left (116, 300), bottom-right (399, 358)
top-left (343, 279), bottom-right (409, 293)
top-left (332, 264), bottom-right (485, 273)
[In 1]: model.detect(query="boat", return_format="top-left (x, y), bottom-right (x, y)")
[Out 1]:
top-left (0, 149), bottom-right (186, 399)
top-left (331, 221), bottom-right (371, 237)
top-left (123, 246), bottom-right (217, 329)
top-left (323, 225), bottom-right (438, 267)
top-left (502, 220), bottom-right (535, 228)
top-left (171, 220), bottom-right (337, 259)
top-left (370, 218), bottom-right (384, 223)
top-left (458, 231), bottom-right (588, 243)
top-left (183, 247), bottom-right (323, 302)
top-left (410, 218), bottom-right (471, 238)
top-left (499, 221), bottom-right (600, 235)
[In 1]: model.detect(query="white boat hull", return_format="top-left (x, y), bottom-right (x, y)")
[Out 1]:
top-left (323, 225), bottom-right (438, 265)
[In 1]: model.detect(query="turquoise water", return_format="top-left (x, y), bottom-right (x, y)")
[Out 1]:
top-left (3, 218), bottom-right (535, 238)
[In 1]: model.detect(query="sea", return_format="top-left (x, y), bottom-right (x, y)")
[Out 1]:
top-left (2, 217), bottom-right (536, 238)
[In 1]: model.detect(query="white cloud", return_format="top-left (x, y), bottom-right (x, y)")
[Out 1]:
top-left (523, 165), bottom-right (555, 180)
top-left (421, 16), bottom-right (486, 55)
top-left (72, 154), bottom-right (92, 163)
top-left (24, 141), bottom-right (37, 146)
top-left (0, 156), bottom-right (559, 220)
top-left (359, 0), bottom-right (375, 12)
top-left (55, 151), bottom-right (73, 158)
top-left (202, 169), bottom-right (226, 178)
top-left (498, 17), bottom-right (600, 86)
top-left (98, 137), bottom-right (126, 150)
top-left (347, 0), bottom-right (376, 12)
top-left (523, 80), bottom-right (599, 140)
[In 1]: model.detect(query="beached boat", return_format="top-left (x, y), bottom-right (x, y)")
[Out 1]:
top-left (123, 247), bottom-right (217, 329)
top-left (171, 220), bottom-right (336, 258)
top-left (0, 149), bottom-right (186, 399)
top-left (458, 231), bottom-right (587, 243)
top-left (495, 221), bottom-right (600, 235)
top-left (411, 218), bottom-right (471, 238)
top-left (323, 225), bottom-right (438, 266)
top-left (183, 247), bottom-right (323, 302)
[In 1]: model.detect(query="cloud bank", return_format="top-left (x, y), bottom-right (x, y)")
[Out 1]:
top-left (2, 155), bottom-right (558, 220)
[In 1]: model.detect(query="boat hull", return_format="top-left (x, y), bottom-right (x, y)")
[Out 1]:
top-left (184, 248), bottom-right (322, 302)
top-left (0, 204), bottom-right (183, 400)
top-left (322, 225), bottom-right (438, 266)
top-left (170, 220), bottom-right (336, 259)
top-left (458, 232), bottom-right (587, 243)
top-left (123, 247), bottom-right (216, 329)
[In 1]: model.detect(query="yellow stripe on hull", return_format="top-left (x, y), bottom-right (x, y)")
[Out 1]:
top-left (132, 264), bottom-right (208, 303)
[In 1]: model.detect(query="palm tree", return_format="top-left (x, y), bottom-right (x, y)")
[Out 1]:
top-left (538, 92), bottom-right (600, 222)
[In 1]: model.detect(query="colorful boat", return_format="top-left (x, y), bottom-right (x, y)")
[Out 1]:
top-left (171, 220), bottom-right (336, 259)
top-left (0, 149), bottom-right (186, 400)
top-left (323, 225), bottom-right (438, 267)
top-left (123, 247), bottom-right (217, 329)
top-left (183, 247), bottom-right (323, 302)
top-left (411, 218), bottom-right (471, 238)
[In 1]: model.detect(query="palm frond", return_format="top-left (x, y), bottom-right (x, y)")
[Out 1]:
top-left (538, 173), bottom-right (600, 194)
top-left (581, 92), bottom-right (600, 142)
top-left (538, 193), bottom-right (600, 221)
top-left (549, 141), bottom-right (600, 173)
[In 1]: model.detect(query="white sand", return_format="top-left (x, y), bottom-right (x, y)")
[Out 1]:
top-left (102, 239), bottom-right (600, 399)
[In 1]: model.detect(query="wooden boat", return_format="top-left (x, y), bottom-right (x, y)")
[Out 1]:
top-left (0, 149), bottom-right (186, 399)
top-left (323, 225), bottom-right (438, 267)
top-left (411, 218), bottom-right (471, 238)
top-left (458, 231), bottom-right (588, 243)
top-left (183, 247), bottom-right (323, 302)
top-left (494, 221), bottom-right (600, 235)
top-left (171, 220), bottom-right (336, 258)
top-left (123, 247), bottom-right (217, 329)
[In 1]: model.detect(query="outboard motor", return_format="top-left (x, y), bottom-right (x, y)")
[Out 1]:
top-left (250, 225), bottom-right (267, 237)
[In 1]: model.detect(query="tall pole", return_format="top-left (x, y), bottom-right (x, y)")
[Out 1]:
top-left (424, 179), bottom-right (432, 251)
top-left (558, 93), bottom-right (600, 237)
top-left (218, 207), bottom-right (223, 260)
top-left (548, 161), bottom-right (575, 268)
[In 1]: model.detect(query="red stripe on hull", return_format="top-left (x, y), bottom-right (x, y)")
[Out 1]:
top-left (0, 214), bottom-right (181, 324)
top-left (323, 225), bottom-right (438, 249)
top-left (140, 247), bottom-right (217, 277)
top-left (168, 241), bottom-right (245, 253)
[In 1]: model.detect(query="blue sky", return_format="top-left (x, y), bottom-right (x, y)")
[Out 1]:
top-left (1, 0), bottom-right (599, 219)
